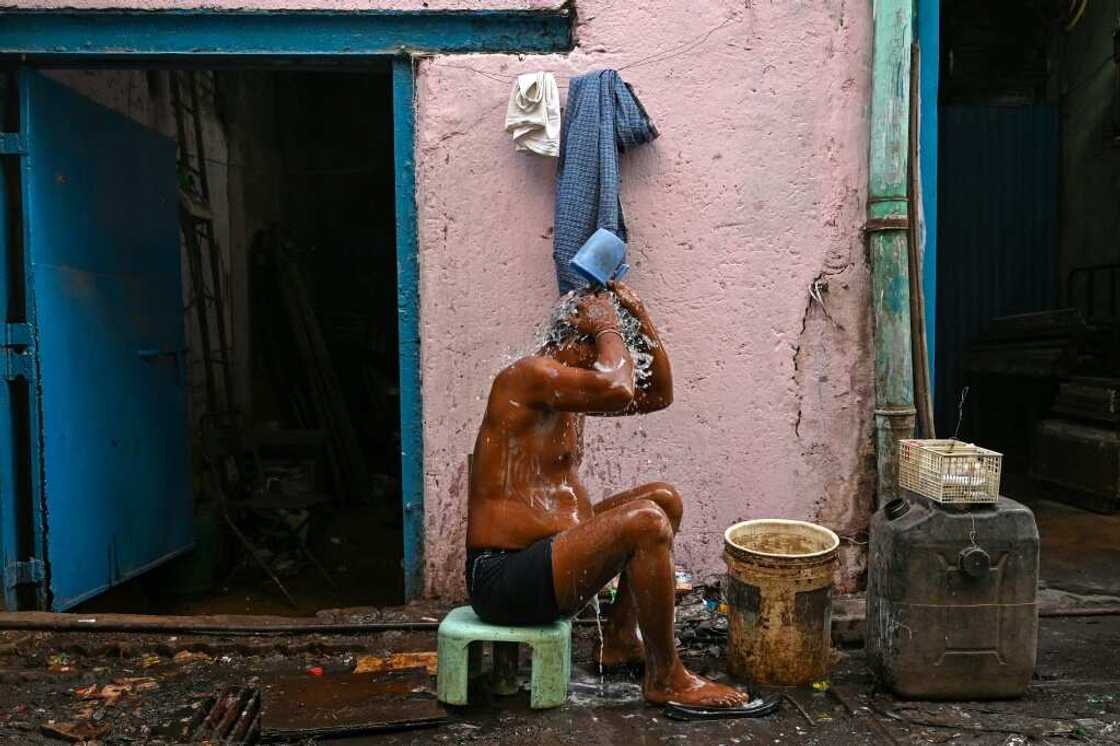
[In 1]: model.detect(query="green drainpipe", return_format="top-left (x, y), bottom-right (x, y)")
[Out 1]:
top-left (867, 0), bottom-right (916, 506)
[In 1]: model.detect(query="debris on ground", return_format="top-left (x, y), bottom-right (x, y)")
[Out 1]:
top-left (47, 654), bottom-right (75, 673)
top-left (674, 568), bottom-right (694, 596)
top-left (355, 651), bottom-right (438, 675)
top-left (675, 584), bottom-right (729, 655)
top-left (0, 610), bottom-right (1118, 744)
top-left (75, 677), bottom-right (159, 705)
top-left (172, 650), bottom-right (212, 665)
top-left (40, 720), bottom-right (112, 742)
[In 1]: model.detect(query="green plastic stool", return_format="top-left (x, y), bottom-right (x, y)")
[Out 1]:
top-left (437, 606), bottom-right (571, 709)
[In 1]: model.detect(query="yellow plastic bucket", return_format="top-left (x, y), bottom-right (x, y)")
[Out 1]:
top-left (723, 519), bottom-right (839, 686)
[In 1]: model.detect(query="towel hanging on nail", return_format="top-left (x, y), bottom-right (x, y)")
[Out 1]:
top-left (553, 69), bottom-right (658, 295)
top-left (504, 72), bottom-right (561, 157)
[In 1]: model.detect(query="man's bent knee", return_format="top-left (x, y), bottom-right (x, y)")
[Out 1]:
top-left (623, 499), bottom-right (674, 546)
top-left (645, 482), bottom-right (683, 530)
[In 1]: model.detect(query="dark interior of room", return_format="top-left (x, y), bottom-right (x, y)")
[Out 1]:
top-left (72, 66), bottom-right (405, 616)
top-left (937, 0), bottom-right (1120, 595)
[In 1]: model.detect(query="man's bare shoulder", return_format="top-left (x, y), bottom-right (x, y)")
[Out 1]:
top-left (486, 355), bottom-right (574, 418)
top-left (492, 355), bottom-right (562, 392)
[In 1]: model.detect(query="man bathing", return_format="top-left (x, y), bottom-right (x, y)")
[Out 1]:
top-left (466, 282), bottom-right (747, 707)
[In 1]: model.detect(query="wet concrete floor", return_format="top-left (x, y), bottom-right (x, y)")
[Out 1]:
top-left (1003, 475), bottom-right (1120, 600)
top-left (1, 614), bottom-right (1119, 744)
top-left (1031, 498), bottom-right (1120, 598)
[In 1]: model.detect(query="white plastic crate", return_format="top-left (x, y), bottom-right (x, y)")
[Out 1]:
top-left (898, 439), bottom-right (1002, 504)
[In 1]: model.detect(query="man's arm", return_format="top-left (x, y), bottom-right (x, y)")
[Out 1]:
top-left (512, 295), bottom-right (637, 413)
top-left (611, 282), bottom-right (673, 414)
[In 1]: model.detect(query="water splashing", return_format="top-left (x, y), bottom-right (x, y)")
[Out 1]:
top-left (591, 595), bottom-right (606, 695)
top-left (534, 290), bottom-right (656, 387)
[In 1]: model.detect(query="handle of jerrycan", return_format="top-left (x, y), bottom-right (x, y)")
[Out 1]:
top-left (612, 263), bottom-right (630, 283)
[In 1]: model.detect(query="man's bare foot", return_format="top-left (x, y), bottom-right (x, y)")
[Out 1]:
top-left (643, 663), bottom-right (749, 707)
top-left (593, 629), bottom-right (645, 669)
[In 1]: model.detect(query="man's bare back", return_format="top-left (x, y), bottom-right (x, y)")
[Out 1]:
top-left (465, 284), bottom-right (747, 708)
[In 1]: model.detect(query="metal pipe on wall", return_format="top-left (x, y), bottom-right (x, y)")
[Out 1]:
top-left (867, 0), bottom-right (918, 506)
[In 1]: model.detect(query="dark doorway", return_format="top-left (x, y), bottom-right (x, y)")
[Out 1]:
top-left (936, 0), bottom-right (1120, 597)
top-left (1, 65), bottom-right (403, 614)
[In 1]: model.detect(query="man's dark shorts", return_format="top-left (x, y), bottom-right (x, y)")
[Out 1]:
top-left (466, 537), bottom-right (562, 626)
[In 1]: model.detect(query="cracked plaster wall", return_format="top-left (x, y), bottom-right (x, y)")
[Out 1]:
top-left (11, 0), bottom-right (878, 598)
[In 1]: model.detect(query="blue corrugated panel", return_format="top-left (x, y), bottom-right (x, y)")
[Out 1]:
top-left (934, 105), bottom-right (1059, 433)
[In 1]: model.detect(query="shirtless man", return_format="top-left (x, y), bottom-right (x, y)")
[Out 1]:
top-left (466, 282), bottom-right (747, 707)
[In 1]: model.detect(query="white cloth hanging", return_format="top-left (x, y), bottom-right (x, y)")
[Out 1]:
top-left (504, 72), bottom-right (561, 157)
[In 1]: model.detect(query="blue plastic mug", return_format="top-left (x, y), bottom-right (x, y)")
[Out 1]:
top-left (570, 228), bottom-right (629, 287)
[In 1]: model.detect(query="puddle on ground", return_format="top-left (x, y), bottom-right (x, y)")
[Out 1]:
top-left (568, 670), bottom-right (643, 707)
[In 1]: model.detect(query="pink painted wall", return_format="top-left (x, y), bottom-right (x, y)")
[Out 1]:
top-left (7, 0), bottom-right (877, 598)
top-left (413, 1), bottom-right (876, 596)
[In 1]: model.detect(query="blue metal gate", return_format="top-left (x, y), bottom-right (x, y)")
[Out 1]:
top-left (1, 71), bottom-right (192, 609)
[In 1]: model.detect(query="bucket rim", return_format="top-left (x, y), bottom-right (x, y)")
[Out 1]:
top-left (723, 518), bottom-right (840, 559)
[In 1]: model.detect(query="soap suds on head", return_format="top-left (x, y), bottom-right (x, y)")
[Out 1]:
top-left (593, 358), bottom-right (625, 373)
top-left (536, 291), bottom-right (581, 349)
top-left (535, 289), bottom-right (656, 388)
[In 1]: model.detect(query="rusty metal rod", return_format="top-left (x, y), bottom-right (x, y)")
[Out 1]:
top-left (214, 688), bottom-right (253, 740)
top-left (0, 611), bottom-right (615, 636)
top-left (226, 690), bottom-right (261, 745)
top-left (197, 687), bottom-right (240, 742)
top-left (784, 693), bottom-right (816, 728)
top-left (183, 695), bottom-right (214, 742)
top-left (0, 612), bottom-right (440, 636)
top-left (907, 40), bottom-right (935, 439)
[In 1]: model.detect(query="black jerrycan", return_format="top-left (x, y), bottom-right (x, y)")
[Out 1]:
top-left (866, 491), bottom-right (1039, 699)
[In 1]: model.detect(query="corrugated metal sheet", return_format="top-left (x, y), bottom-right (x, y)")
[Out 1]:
top-left (935, 105), bottom-right (1059, 433)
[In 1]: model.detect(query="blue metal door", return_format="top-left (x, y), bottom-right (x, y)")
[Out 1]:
top-left (1, 71), bottom-right (192, 609)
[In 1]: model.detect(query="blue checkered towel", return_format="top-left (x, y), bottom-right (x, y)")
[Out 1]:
top-left (553, 70), bottom-right (658, 294)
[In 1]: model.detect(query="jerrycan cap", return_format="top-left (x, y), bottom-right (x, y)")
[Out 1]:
top-left (884, 498), bottom-right (911, 521)
top-left (959, 546), bottom-right (991, 577)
